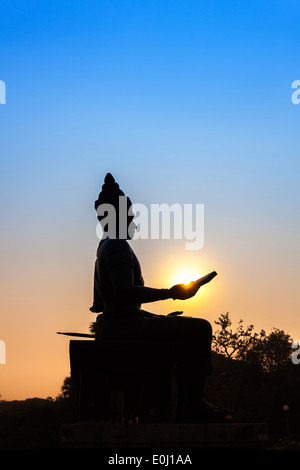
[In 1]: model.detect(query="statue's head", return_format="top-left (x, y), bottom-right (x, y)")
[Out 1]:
top-left (95, 173), bottom-right (135, 239)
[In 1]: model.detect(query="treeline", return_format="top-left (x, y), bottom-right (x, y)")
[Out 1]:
top-left (207, 313), bottom-right (300, 439)
top-left (0, 396), bottom-right (75, 449)
top-left (212, 312), bottom-right (296, 372)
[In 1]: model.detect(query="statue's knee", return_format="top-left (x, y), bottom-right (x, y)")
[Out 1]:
top-left (199, 318), bottom-right (212, 339)
top-left (188, 317), bottom-right (212, 340)
top-left (206, 320), bottom-right (213, 337)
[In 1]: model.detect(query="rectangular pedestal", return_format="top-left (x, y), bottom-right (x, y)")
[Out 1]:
top-left (60, 422), bottom-right (270, 449)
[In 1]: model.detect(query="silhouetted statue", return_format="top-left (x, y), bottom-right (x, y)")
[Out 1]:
top-left (90, 173), bottom-right (229, 421)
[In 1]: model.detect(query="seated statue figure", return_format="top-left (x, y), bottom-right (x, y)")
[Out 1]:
top-left (90, 173), bottom-right (229, 422)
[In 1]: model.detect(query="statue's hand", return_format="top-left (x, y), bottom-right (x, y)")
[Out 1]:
top-left (169, 282), bottom-right (200, 300)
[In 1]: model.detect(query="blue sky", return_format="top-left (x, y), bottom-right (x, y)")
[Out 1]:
top-left (0, 0), bottom-right (300, 399)
top-left (1, 0), bottom-right (299, 240)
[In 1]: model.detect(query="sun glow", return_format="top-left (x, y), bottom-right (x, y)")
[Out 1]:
top-left (171, 268), bottom-right (201, 286)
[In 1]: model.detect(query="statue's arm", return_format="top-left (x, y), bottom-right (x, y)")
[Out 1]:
top-left (109, 264), bottom-right (201, 304)
top-left (109, 264), bottom-right (171, 303)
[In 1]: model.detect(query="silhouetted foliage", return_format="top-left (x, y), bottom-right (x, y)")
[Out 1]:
top-left (212, 312), bottom-right (257, 359)
top-left (89, 320), bottom-right (97, 334)
top-left (212, 312), bottom-right (293, 373)
top-left (0, 397), bottom-right (76, 449)
top-left (207, 313), bottom-right (299, 441)
top-left (60, 376), bottom-right (75, 399)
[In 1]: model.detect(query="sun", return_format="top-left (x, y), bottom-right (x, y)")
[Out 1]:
top-left (171, 268), bottom-right (201, 286)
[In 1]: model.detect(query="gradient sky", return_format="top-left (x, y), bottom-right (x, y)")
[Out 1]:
top-left (0, 0), bottom-right (300, 400)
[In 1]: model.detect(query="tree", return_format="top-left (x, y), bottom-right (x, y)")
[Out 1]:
top-left (239, 327), bottom-right (293, 373)
top-left (212, 312), bottom-right (257, 359)
top-left (212, 312), bottom-right (293, 373)
top-left (59, 376), bottom-right (74, 399)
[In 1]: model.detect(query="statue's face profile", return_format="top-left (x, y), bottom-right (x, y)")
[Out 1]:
top-left (125, 204), bottom-right (136, 239)
top-left (97, 198), bottom-right (136, 240)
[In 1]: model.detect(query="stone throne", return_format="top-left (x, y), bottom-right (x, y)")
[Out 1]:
top-left (69, 337), bottom-right (185, 424)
